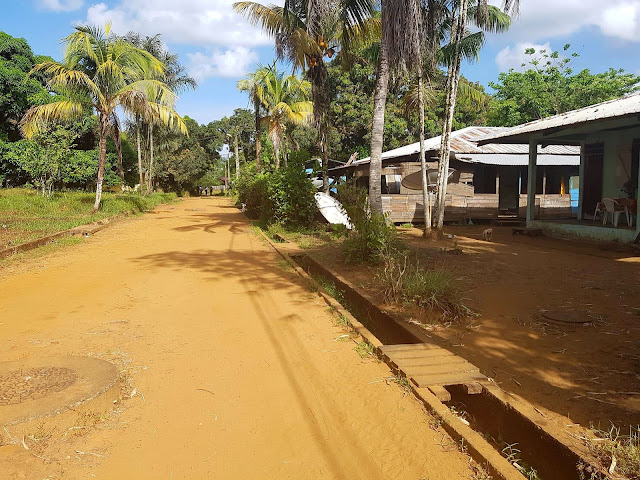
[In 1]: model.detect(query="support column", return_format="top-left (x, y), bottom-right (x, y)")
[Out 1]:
top-left (578, 142), bottom-right (586, 220)
top-left (636, 153), bottom-right (640, 238)
top-left (526, 140), bottom-right (538, 225)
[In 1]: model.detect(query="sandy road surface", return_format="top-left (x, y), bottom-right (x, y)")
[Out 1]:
top-left (0, 197), bottom-right (476, 480)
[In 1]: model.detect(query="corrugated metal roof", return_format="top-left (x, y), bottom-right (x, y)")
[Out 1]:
top-left (457, 153), bottom-right (580, 166)
top-left (477, 93), bottom-right (640, 145)
top-left (338, 126), bottom-right (579, 171)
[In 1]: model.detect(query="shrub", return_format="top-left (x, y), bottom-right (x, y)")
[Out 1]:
top-left (336, 182), bottom-right (401, 264)
top-left (234, 159), bottom-right (316, 228)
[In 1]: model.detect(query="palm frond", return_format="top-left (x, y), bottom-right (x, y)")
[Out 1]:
top-left (20, 101), bottom-right (85, 138)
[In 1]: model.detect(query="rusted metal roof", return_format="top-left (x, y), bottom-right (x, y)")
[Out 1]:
top-left (477, 94), bottom-right (640, 145)
top-left (332, 126), bottom-right (579, 173)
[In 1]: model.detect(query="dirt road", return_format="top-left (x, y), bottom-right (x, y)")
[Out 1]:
top-left (0, 197), bottom-right (476, 480)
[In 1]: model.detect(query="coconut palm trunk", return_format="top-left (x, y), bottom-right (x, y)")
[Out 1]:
top-left (136, 121), bottom-right (144, 189)
top-left (93, 115), bottom-right (109, 212)
top-left (435, 0), bottom-right (469, 230)
top-left (254, 100), bottom-right (262, 173)
top-left (368, 40), bottom-right (390, 214)
top-left (113, 131), bottom-right (125, 184)
top-left (147, 124), bottom-right (154, 191)
top-left (234, 134), bottom-right (240, 179)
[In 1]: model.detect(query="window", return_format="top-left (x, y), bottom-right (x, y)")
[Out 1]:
top-left (382, 174), bottom-right (401, 194)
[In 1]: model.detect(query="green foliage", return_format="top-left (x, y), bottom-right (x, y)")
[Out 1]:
top-left (235, 159), bottom-right (317, 227)
top-left (326, 60), bottom-right (491, 162)
top-left (0, 31), bottom-right (51, 142)
top-left (16, 127), bottom-right (76, 196)
top-left (336, 183), bottom-right (400, 264)
top-left (488, 45), bottom-right (640, 126)
top-left (588, 425), bottom-right (640, 480)
top-left (153, 116), bottom-right (212, 193)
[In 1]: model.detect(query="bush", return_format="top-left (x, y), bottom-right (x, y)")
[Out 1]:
top-left (336, 182), bottom-right (400, 264)
top-left (234, 159), bottom-right (316, 228)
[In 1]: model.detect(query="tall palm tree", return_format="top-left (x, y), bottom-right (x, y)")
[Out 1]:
top-left (20, 24), bottom-right (187, 211)
top-left (237, 65), bottom-right (271, 173)
top-left (123, 33), bottom-right (196, 191)
top-left (233, 0), bottom-right (377, 189)
top-left (368, 0), bottom-right (423, 214)
top-left (433, 0), bottom-right (515, 229)
top-left (256, 64), bottom-right (312, 169)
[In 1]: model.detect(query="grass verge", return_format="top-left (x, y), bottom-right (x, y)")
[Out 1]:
top-left (0, 188), bottom-right (177, 249)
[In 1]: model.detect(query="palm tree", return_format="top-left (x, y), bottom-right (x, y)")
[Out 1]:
top-left (20, 24), bottom-right (187, 211)
top-left (433, 0), bottom-right (516, 229)
top-left (123, 33), bottom-right (196, 191)
top-left (237, 65), bottom-right (271, 173)
top-left (368, 0), bottom-right (423, 214)
top-left (233, 0), bottom-right (377, 189)
top-left (256, 64), bottom-right (312, 169)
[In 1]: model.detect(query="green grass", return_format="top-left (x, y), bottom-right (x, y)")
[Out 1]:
top-left (587, 425), bottom-right (640, 480)
top-left (0, 188), bottom-right (177, 249)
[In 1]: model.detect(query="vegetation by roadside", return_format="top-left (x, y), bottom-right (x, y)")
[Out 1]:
top-left (0, 188), bottom-right (177, 249)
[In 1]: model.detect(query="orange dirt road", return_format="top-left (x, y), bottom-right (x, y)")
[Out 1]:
top-left (0, 197), bottom-right (476, 480)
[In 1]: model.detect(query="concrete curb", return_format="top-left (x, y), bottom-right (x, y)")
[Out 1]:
top-left (256, 228), bottom-right (526, 480)
top-left (0, 214), bottom-right (128, 260)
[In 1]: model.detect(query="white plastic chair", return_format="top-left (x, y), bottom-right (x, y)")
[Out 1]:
top-left (592, 202), bottom-right (603, 222)
top-left (601, 198), bottom-right (624, 227)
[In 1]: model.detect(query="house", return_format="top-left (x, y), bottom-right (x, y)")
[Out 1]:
top-left (478, 95), bottom-right (640, 243)
top-left (328, 126), bottom-right (580, 223)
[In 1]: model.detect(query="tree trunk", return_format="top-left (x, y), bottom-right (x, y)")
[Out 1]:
top-left (234, 134), bottom-right (240, 179)
top-left (418, 75), bottom-right (431, 236)
top-left (435, 0), bottom-right (468, 230)
top-left (283, 136), bottom-right (288, 168)
top-left (114, 131), bottom-right (125, 185)
top-left (147, 124), bottom-right (154, 192)
top-left (320, 123), bottom-right (329, 192)
top-left (274, 146), bottom-right (280, 170)
top-left (93, 116), bottom-right (108, 213)
top-left (368, 39), bottom-right (390, 214)
top-left (136, 119), bottom-right (144, 190)
top-left (254, 99), bottom-right (262, 173)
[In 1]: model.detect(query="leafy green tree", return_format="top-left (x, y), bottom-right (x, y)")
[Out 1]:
top-left (21, 24), bottom-right (187, 211)
top-left (0, 32), bottom-right (51, 141)
top-left (16, 127), bottom-right (76, 196)
top-left (488, 45), bottom-right (640, 126)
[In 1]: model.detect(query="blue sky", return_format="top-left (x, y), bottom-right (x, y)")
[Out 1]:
top-left (2, 0), bottom-right (640, 126)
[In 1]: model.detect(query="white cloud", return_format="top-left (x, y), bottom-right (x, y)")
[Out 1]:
top-left (488, 0), bottom-right (640, 43)
top-left (39, 0), bottom-right (83, 11)
top-left (188, 47), bottom-right (258, 81)
top-left (83, 0), bottom-right (277, 48)
top-left (495, 42), bottom-right (551, 72)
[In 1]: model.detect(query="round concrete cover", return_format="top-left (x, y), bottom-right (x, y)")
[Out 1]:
top-left (0, 356), bottom-right (118, 426)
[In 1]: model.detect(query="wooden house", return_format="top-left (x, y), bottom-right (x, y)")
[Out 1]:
top-left (328, 126), bottom-right (580, 224)
top-left (479, 95), bottom-right (640, 243)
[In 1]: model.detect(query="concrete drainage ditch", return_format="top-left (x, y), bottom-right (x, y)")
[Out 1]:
top-left (287, 252), bottom-right (604, 480)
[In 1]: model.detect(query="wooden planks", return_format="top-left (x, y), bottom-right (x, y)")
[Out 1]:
top-left (381, 343), bottom-right (486, 393)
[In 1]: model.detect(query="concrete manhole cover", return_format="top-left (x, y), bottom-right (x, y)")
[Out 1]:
top-left (0, 356), bottom-right (119, 427)
top-left (0, 367), bottom-right (77, 405)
